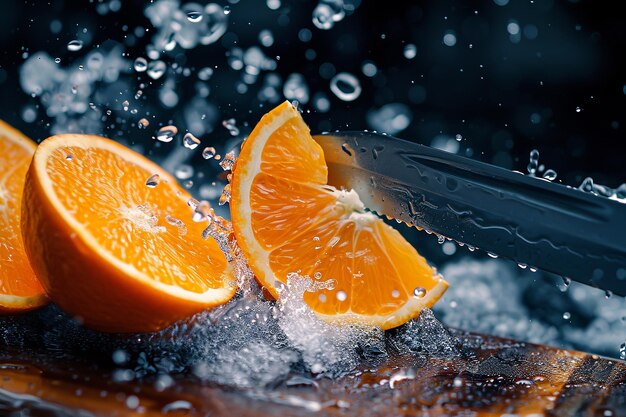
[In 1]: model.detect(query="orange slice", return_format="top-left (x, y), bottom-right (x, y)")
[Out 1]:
top-left (21, 134), bottom-right (236, 332)
top-left (231, 102), bottom-right (448, 330)
top-left (0, 120), bottom-right (47, 313)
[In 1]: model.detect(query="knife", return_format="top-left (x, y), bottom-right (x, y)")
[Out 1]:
top-left (313, 131), bottom-right (626, 296)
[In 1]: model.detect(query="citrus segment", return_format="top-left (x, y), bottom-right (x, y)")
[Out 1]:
top-left (231, 101), bottom-right (448, 329)
top-left (0, 120), bottom-right (47, 312)
top-left (22, 134), bottom-right (236, 332)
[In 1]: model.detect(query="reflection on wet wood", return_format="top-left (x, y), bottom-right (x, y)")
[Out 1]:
top-left (1, 330), bottom-right (625, 416)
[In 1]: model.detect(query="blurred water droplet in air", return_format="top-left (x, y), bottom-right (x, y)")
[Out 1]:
top-left (175, 164), bottom-right (194, 180)
top-left (367, 103), bottom-right (412, 135)
top-left (67, 40), bottom-right (84, 52)
top-left (403, 44), bottom-right (417, 59)
top-left (147, 60), bottom-right (166, 79)
top-left (222, 118), bottom-right (240, 136)
top-left (283, 73), bottom-right (309, 104)
top-left (134, 57), bottom-right (148, 72)
top-left (187, 10), bottom-right (203, 23)
top-left (312, 0), bottom-right (345, 30)
top-left (330, 72), bottom-right (361, 101)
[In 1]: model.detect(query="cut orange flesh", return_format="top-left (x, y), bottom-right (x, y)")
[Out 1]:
top-left (231, 102), bottom-right (448, 329)
top-left (0, 120), bottom-right (47, 313)
top-left (21, 134), bottom-right (236, 332)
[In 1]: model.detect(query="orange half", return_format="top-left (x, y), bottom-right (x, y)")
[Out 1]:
top-left (21, 134), bottom-right (236, 332)
top-left (0, 120), bottom-right (47, 313)
top-left (231, 102), bottom-right (448, 329)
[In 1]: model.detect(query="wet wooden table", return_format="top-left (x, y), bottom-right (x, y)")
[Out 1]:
top-left (1, 323), bottom-right (625, 416)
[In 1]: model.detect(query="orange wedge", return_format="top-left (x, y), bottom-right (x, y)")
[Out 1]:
top-left (231, 102), bottom-right (448, 330)
top-left (21, 134), bottom-right (236, 332)
top-left (0, 120), bottom-right (47, 313)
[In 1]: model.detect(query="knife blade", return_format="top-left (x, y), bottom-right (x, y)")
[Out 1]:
top-left (314, 131), bottom-right (626, 296)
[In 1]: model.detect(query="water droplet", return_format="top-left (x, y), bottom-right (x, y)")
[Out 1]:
top-left (202, 147), bottom-right (216, 160)
top-left (605, 290), bottom-right (613, 299)
top-left (336, 290), bottom-right (347, 301)
top-left (620, 343), bottom-right (626, 360)
top-left (543, 169), bottom-right (557, 181)
top-left (187, 10), bottom-right (203, 23)
top-left (413, 287), bottom-right (427, 298)
top-left (527, 149), bottom-right (540, 176)
top-left (487, 252), bottom-right (498, 258)
top-left (330, 72), bottom-right (361, 101)
top-left (391, 289), bottom-right (400, 298)
top-left (437, 235), bottom-right (446, 244)
top-left (183, 132), bottom-right (201, 149)
top-left (65, 154), bottom-right (73, 161)
top-left (219, 184), bottom-right (231, 206)
top-left (67, 40), bottom-right (84, 52)
top-left (222, 118), bottom-right (240, 136)
top-left (563, 311), bottom-right (571, 320)
top-left (147, 60), bottom-right (166, 80)
top-left (575, 106), bottom-right (582, 112)
top-left (134, 57), bottom-right (148, 72)
top-left (219, 151), bottom-right (236, 171)
top-left (156, 125), bottom-right (178, 142)
top-left (223, 5), bottom-right (231, 14)
top-left (145, 174), bottom-right (160, 188)
top-left (198, 67), bottom-right (214, 81)
top-left (138, 118), bottom-right (150, 128)
top-left (404, 44), bottom-right (417, 59)
top-left (174, 164), bottom-right (194, 180)
top-left (54, 57), bottom-right (61, 64)
top-left (312, 0), bottom-right (345, 30)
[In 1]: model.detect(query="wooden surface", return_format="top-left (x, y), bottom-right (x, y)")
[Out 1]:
top-left (1, 323), bottom-right (625, 416)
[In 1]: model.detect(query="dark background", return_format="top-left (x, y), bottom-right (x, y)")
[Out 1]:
top-left (1, 0), bottom-right (625, 181)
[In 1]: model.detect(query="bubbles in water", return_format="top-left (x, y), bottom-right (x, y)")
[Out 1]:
top-left (620, 343), bottom-right (626, 360)
top-left (367, 103), bottom-right (412, 135)
top-left (147, 60), bottom-right (166, 80)
top-left (202, 146), bottom-right (216, 160)
top-left (403, 44), bottom-right (417, 59)
top-left (156, 125), bottom-right (177, 142)
top-left (182, 132), bottom-right (201, 149)
top-left (563, 312), bottom-right (571, 320)
top-left (145, 174), bottom-right (160, 188)
top-left (336, 290), bottom-right (347, 301)
top-left (576, 106), bottom-right (582, 112)
top-left (283, 73), bottom-right (309, 104)
top-left (67, 40), bottom-right (84, 52)
top-left (138, 118), bottom-right (150, 128)
top-left (222, 118), bottom-right (240, 136)
top-left (134, 57), bottom-right (148, 72)
top-left (312, 0), bottom-right (345, 30)
top-left (330, 72), bottom-right (361, 101)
